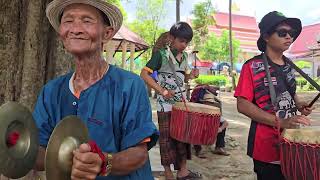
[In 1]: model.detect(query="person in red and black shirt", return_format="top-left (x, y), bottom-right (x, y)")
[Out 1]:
top-left (235, 11), bottom-right (315, 180)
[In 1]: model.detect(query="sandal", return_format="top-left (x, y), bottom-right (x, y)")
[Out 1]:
top-left (211, 147), bottom-right (230, 156)
top-left (176, 170), bottom-right (202, 180)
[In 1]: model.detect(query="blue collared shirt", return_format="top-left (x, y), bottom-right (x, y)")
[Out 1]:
top-left (33, 65), bottom-right (159, 180)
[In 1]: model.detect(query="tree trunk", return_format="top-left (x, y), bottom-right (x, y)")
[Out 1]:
top-left (0, 0), bottom-right (73, 179)
top-left (19, 0), bottom-right (50, 110)
top-left (0, 0), bottom-right (73, 108)
top-left (0, 0), bottom-right (24, 104)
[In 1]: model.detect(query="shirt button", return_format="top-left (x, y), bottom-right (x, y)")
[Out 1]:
top-left (72, 102), bottom-right (77, 106)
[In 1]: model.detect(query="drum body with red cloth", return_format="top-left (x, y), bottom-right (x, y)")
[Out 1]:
top-left (280, 128), bottom-right (320, 180)
top-left (170, 102), bottom-right (221, 145)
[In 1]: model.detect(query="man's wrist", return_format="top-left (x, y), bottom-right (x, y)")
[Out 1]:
top-left (297, 105), bottom-right (305, 112)
top-left (277, 117), bottom-right (284, 128)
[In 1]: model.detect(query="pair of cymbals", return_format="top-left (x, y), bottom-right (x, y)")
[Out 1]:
top-left (0, 102), bottom-right (38, 179)
top-left (0, 102), bottom-right (89, 180)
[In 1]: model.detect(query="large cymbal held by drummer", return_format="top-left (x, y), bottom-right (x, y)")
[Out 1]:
top-left (29, 0), bottom-right (159, 179)
top-left (235, 11), bottom-right (315, 180)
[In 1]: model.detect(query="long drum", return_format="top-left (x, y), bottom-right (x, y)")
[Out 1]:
top-left (170, 102), bottom-right (221, 145)
top-left (280, 127), bottom-right (320, 180)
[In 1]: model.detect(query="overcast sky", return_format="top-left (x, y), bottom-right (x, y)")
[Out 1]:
top-left (123, 0), bottom-right (320, 28)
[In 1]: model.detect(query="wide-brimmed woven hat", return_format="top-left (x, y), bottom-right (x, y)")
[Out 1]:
top-left (46, 0), bottom-right (123, 35)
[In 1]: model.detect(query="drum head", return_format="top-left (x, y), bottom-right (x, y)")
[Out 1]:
top-left (0, 102), bottom-right (38, 179)
top-left (45, 116), bottom-right (89, 180)
top-left (173, 102), bottom-right (221, 115)
top-left (282, 127), bottom-right (320, 144)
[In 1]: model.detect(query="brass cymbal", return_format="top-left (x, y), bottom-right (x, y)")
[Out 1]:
top-left (45, 115), bottom-right (89, 180)
top-left (0, 102), bottom-right (38, 179)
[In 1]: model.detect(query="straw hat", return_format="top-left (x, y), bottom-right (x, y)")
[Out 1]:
top-left (46, 0), bottom-right (123, 35)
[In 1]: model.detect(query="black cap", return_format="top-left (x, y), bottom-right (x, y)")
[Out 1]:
top-left (257, 11), bottom-right (302, 52)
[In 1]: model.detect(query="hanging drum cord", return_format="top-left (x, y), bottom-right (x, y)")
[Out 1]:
top-left (166, 46), bottom-right (189, 111)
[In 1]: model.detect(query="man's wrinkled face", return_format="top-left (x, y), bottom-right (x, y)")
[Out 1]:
top-left (59, 3), bottom-right (114, 56)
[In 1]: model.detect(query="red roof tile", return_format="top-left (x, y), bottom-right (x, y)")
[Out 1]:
top-left (213, 12), bottom-right (259, 32)
top-left (289, 23), bottom-right (320, 55)
top-left (208, 12), bottom-right (260, 53)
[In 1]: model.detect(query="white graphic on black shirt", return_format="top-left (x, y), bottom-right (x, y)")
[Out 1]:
top-left (276, 91), bottom-right (297, 119)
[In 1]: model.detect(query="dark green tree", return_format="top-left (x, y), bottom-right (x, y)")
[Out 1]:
top-left (127, 0), bottom-right (170, 64)
top-left (199, 30), bottom-right (240, 62)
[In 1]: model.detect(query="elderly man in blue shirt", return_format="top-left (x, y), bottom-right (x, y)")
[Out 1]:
top-left (32, 0), bottom-right (159, 179)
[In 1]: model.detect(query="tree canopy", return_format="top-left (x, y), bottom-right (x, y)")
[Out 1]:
top-left (191, 0), bottom-right (215, 50)
top-left (191, 1), bottom-right (240, 63)
top-left (126, 0), bottom-right (171, 65)
top-left (199, 30), bottom-right (240, 63)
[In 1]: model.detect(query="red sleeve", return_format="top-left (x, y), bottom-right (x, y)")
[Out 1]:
top-left (234, 63), bottom-right (254, 101)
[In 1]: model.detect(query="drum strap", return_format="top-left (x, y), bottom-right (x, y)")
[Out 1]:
top-left (262, 54), bottom-right (281, 138)
top-left (166, 46), bottom-right (189, 111)
top-left (262, 53), bottom-right (277, 111)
